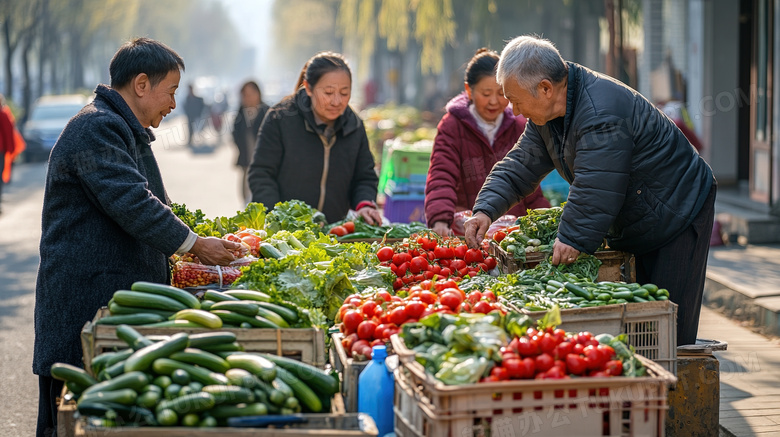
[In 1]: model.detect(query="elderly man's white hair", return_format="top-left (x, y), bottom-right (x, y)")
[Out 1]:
top-left (497, 35), bottom-right (568, 97)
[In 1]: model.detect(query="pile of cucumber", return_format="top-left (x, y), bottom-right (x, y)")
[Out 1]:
top-left (100, 282), bottom-right (303, 329)
top-left (52, 326), bottom-right (338, 427)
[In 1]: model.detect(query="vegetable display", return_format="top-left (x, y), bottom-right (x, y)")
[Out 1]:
top-left (325, 217), bottom-right (428, 241)
top-left (54, 326), bottom-right (338, 428)
top-left (493, 207), bottom-right (564, 262)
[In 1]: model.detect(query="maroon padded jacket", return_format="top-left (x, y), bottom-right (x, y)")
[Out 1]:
top-left (424, 92), bottom-right (550, 226)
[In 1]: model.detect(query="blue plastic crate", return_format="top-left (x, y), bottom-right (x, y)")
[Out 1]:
top-left (384, 194), bottom-right (426, 224)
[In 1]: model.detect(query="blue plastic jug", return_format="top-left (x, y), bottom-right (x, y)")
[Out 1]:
top-left (358, 345), bottom-right (394, 436)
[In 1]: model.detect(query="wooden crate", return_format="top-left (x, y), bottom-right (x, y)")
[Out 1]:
top-left (391, 334), bottom-right (676, 437)
top-left (489, 240), bottom-right (636, 282)
top-left (81, 308), bottom-right (327, 374)
top-left (73, 414), bottom-right (378, 436)
top-left (520, 301), bottom-right (679, 374)
top-left (330, 333), bottom-right (369, 413)
top-left (57, 387), bottom-right (77, 437)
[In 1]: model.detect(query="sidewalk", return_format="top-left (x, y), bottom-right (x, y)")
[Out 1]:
top-left (698, 243), bottom-right (780, 436)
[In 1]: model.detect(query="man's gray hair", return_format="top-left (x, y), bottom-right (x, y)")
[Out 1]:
top-left (497, 35), bottom-right (568, 97)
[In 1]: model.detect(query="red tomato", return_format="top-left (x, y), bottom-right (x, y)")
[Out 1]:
top-left (388, 306), bottom-right (407, 325)
top-left (360, 301), bottom-right (378, 318)
top-left (423, 270), bottom-right (435, 280)
top-left (433, 246), bottom-right (454, 259)
top-left (419, 290), bottom-right (437, 305)
top-left (583, 346), bottom-right (607, 370)
top-left (605, 360), bottom-right (623, 376)
top-left (464, 248), bottom-right (484, 264)
top-left (329, 226), bottom-right (348, 237)
top-left (589, 370), bottom-right (610, 378)
top-left (519, 357), bottom-right (536, 379)
top-left (409, 256), bottom-right (429, 274)
top-left (416, 236), bottom-right (437, 251)
top-left (439, 267), bottom-right (452, 278)
top-left (392, 278), bottom-right (403, 290)
top-left (502, 358), bottom-right (523, 379)
top-left (544, 366), bottom-right (567, 379)
top-left (438, 292), bottom-right (463, 311)
top-left (516, 336), bottom-right (539, 357)
top-left (342, 310), bottom-right (363, 332)
top-left (430, 265), bottom-right (442, 275)
top-left (449, 259), bottom-right (467, 271)
top-left (490, 366), bottom-right (509, 381)
top-left (552, 329), bottom-right (567, 344)
top-left (535, 353), bottom-right (555, 372)
top-left (598, 345), bottom-right (617, 361)
top-left (483, 290), bottom-right (496, 302)
top-left (484, 257), bottom-right (498, 270)
top-left (552, 359), bottom-right (567, 373)
top-left (467, 291), bottom-right (483, 304)
top-left (402, 276), bottom-right (414, 284)
top-left (452, 244), bottom-right (468, 259)
top-left (493, 231), bottom-right (507, 242)
top-left (574, 332), bottom-right (594, 344)
top-left (434, 279), bottom-right (458, 292)
top-left (405, 301), bottom-right (426, 319)
top-left (396, 262), bottom-right (409, 277)
top-left (413, 274), bottom-right (424, 282)
top-left (338, 304), bottom-right (354, 322)
top-left (343, 221), bottom-right (355, 233)
top-left (370, 339), bottom-right (385, 348)
top-left (565, 354), bottom-right (587, 375)
top-left (419, 280), bottom-right (433, 290)
top-left (376, 290), bottom-right (393, 303)
top-left (467, 271), bottom-right (477, 277)
top-left (553, 341), bottom-right (574, 360)
top-left (438, 259), bottom-right (450, 268)
top-left (357, 320), bottom-right (377, 340)
top-left (392, 253), bottom-right (407, 266)
top-left (377, 247), bottom-right (395, 262)
top-left (341, 333), bottom-right (358, 351)
top-left (477, 262), bottom-right (489, 272)
top-left (374, 323), bottom-right (395, 340)
top-left (351, 340), bottom-right (370, 356)
top-left (472, 300), bottom-right (492, 314)
top-left (572, 343), bottom-right (585, 355)
top-left (427, 251), bottom-right (436, 260)
top-left (458, 267), bottom-right (470, 277)
top-left (537, 333), bottom-right (558, 354)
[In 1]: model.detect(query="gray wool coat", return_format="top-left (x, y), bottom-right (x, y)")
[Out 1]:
top-left (33, 84), bottom-right (191, 376)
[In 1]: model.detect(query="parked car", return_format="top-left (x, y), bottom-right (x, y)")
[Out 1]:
top-left (22, 94), bottom-right (90, 162)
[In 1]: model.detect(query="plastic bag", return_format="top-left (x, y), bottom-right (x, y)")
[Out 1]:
top-left (450, 210), bottom-right (473, 236)
top-left (172, 261), bottom-right (244, 288)
top-left (486, 214), bottom-right (517, 239)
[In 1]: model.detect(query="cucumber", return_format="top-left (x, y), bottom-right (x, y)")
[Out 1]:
top-left (188, 381), bottom-right (204, 392)
top-left (596, 293), bottom-right (612, 301)
top-left (157, 392), bottom-right (216, 415)
top-left (78, 402), bottom-right (156, 425)
top-left (259, 243), bottom-right (284, 259)
top-left (143, 320), bottom-right (204, 328)
top-left (136, 390), bottom-right (161, 409)
top-left (98, 361), bottom-right (126, 381)
top-left (275, 367), bottom-right (321, 412)
top-left (240, 322), bottom-right (252, 329)
top-left (225, 368), bottom-right (259, 388)
top-left (50, 363), bottom-right (98, 388)
top-left (113, 290), bottom-right (189, 312)
top-left (77, 388), bottom-right (138, 406)
top-left (632, 288), bottom-right (650, 299)
top-left (209, 402), bottom-right (268, 419)
top-left (200, 415), bottom-right (217, 427)
top-left (564, 283), bottom-right (594, 301)
top-left (258, 302), bottom-right (298, 323)
top-left (271, 377), bottom-right (293, 399)
top-left (124, 333), bottom-right (189, 373)
top-left (267, 387), bottom-right (287, 407)
top-left (211, 310), bottom-right (279, 328)
top-left (641, 283), bottom-right (659, 294)
top-left (178, 386), bottom-right (194, 397)
top-left (255, 307), bottom-right (290, 328)
top-left (284, 396), bottom-right (299, 410)
top-left (201, 385), bottom-right (256, 404)
top-left (203, 290), bottom-right (239, 302)
top-left (632, 296), bottom-right (649, 303)
top-left (222, 290), bottom-right (270, 302)
top-left (259, 353), bottom-right (339, 396)
top-left (200, 300), bottom-right (215, 311)
top-left (109, 301), bottom-right (176, 319)
top-left (188, 332), bottom-right (237, 348)
top-left (200, 342), bottom-right (245, 354)
top-left (153, 375), bottom-right (172, 390)
top-left (172, 309), bottom-right (223, 329)
top-left (657, 295), bottom-right (669, 301)
top-left (82, 371), bottom-right (149, 396)
top-left (152, 358), bottom-right (229, 386)
top-left (169, 349), bottom-right (231, 374)
top-left (96, 313), bottom-right (166, 326)
top-left (171, 369), bottom-right (191, 385)
top-left (612, 290), bottom-right (634, 300)
top-left (253, 388), bottom-right (268, 404)
top-left (91, 351), bottom-right (120, 375)
top-left (182, 413), bottom-right (200, 427)
top-left (164, 384), bottom-right (182, 400)
top-left (156, 408), bottom-right (178, 426)
top-left (65, 381), bottom-right (88, 396)
top-left (131, 281), bottom-right (200, 309)
top-left (210, 301), bottom-right (260, 317)
top-left (116, 325), bottom-right (154, 350)
top-left (225, 354), bottom-right (277, 382)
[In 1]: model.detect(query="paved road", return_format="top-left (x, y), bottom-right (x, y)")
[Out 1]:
top-left (0, 115), bottom-right (242, 436)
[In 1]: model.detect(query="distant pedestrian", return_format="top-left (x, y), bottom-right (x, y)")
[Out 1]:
top-left (184, 83), bottom-right (205, 146)
top-left (0, 94), bottom-right (25, 215)
top-left (33, 38), bottom-right (239, 437)
top-left (248, 52), bottom-right (381, 224)
top-left (232, 81), bottom-right (269, 202)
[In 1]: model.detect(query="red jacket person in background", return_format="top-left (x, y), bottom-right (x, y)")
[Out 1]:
top-left (425, 48), bottom-right (549, 237)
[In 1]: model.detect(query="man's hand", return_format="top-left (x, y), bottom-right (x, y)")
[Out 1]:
top-left (551, 237), bottom-right (580, 265)
top-left (464, 212), bottom-right (492, 248)
top-left (190, 236), bottom-right (240, 266)
top-left (432, 221), bottom-right (452, 237)
top-left (357, 207), bottom-right (383, 225)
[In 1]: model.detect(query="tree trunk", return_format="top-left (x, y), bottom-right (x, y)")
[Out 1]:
top-left (21, 33), bottom-right (33, 124)
top-left (37, 0), bottom-right (49, 98)
top-left (605, 0), bottom-right (617, 78)
top-left (3, 20), bottom-right (17, 100)
top-left (70, 32), bottom-right (85, 91)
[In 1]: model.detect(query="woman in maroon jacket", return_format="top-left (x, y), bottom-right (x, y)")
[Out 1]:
top-left (425, 48), bottom-right (550, 236)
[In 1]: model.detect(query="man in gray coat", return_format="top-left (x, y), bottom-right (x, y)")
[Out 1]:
top-left (465, 35), bottom-right (715, 347)
top-left (33, 38), bottom-right (239, 436)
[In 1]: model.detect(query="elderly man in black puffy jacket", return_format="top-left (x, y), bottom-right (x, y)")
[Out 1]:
top-left (465, 35), bottom-right (716, 347)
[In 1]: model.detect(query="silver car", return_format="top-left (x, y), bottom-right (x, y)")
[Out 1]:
top-left (22, 94), bottom-right (90, 162)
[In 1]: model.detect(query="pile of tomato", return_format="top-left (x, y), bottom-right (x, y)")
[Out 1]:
top-left (338, 278), bottom-right (504, 360)
top-left (376, 235), bottom-right (497, 291)
top-left (486, 329), bottom-right (624, 381)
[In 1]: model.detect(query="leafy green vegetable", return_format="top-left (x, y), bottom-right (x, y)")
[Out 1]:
top-left (232, 203), bottom-right (267, 231)
top-left (170, 203), bottom-right (207, 231)
top-left (325, 217), bottom-right (428, 240)
top-left (517, 206), bottom-right (564, 245)
top-left (265, 200), bottom-right (323, 236)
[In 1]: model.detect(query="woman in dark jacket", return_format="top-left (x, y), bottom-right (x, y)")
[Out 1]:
top-left (248, 52), bottom-right (381, 224)
top-left (232, 80), bottom-right (269, 202)
top-left (425, 48), bottom-right (550, 236)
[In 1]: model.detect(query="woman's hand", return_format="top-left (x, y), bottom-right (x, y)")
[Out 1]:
top-left (432, 221), bottom-right (452, 237)
top-left (357, 206), bottom-right (383, 225)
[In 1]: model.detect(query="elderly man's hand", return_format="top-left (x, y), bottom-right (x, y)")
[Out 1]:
top-left (357, 206), bottom-right (383, 226)
top-left (551, 238), bottom-right (580, 265)
top-left (432, 221), bottom-right (452, 237)
top-left (464, 212), bottom-right (492, 249)
top-left (190, 236), bottom-right (239, 266)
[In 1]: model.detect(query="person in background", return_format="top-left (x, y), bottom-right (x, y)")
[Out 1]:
top-left (33, 38), bottom-right (239, 436)
top-left (232, 81), bottom-right (269, 202)
top-left (425, 48), bottom-right (550, 237)
top-left (184, 83), bottom-right (205, 146)
top-left (0, 94), bottom-right (26, 215)
top-left (464, 36), bottom-right (715, 346)
top-left (248, 52), bottom-right (381, 224)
